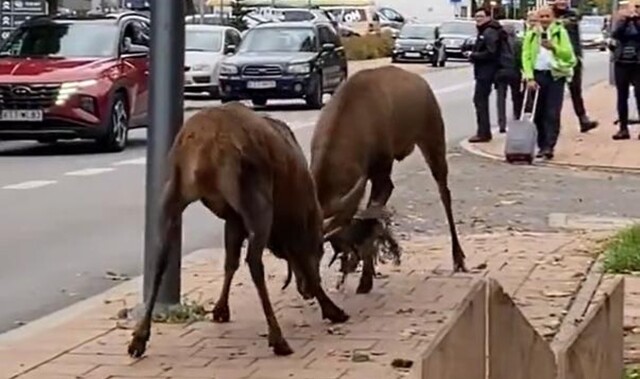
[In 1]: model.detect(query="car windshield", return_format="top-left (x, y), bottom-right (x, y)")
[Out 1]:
top-left (439, 21), bottom-right (476, 35)
top-left (0, 22), bottom-right (118, 58)
top-left (280, 10), bottom-right (314, 21)
top-left (399, 25), bottom-right (435, 39)
top-left (185, 29), bottom-right (223, 52)
top-left (239, 27), bottom-right (317, 52)
top-left (580, 23), bottom-right (602, 33)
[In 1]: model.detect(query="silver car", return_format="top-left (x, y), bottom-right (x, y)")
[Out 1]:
top-left (184, 25), bottom-right (242, 98)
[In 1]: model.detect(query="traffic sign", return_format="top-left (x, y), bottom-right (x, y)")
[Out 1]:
top-left (0, 0), bottom-right (47, 41)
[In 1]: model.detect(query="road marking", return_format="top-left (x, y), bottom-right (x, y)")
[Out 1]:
top-left (64, 168), bottom-right (115, 176)
top-left (113, 157), bottom-right (146, 166)
top-left (2, 180), bottom-right (57, 190)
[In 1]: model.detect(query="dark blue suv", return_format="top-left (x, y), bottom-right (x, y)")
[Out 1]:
top-left (218, 21), bottom-right (348, 109)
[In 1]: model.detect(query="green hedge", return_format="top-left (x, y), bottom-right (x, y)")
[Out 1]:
top-left (341, 32), bottom-right (394, 61)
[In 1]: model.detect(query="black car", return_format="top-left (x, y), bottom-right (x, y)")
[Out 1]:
top-left (218, 21), bottom-right (347, 109)
top-left (438, 20), bottom-right (477, 60)
top-left (392, 23), bottom-right (446, 67)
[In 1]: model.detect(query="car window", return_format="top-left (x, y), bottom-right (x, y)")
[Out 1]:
top-left (326, 25), bottom-right (341, 45)
top-left (124, 20), bottom-right (150, 47)
top-left (185, 29), bottom-right (223, 52)
top-left (380, 8), bottom-right (402, 21)
top-left (227, 29), bottom-right (241, 46)
top-left (239, 27), bottom-right (317, 53)
top-left (439, 21), bottom-right (476, 35)
top-left (0, 21), bottom-right (119, 58)
top-left (317, 26), bottom-right (332, 45)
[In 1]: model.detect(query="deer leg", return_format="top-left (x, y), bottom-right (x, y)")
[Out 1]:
top-left (239, 186), bottom-right (292, 356)
top-left (356, 237), bottom-right (375, 294)
top-left (128, 179), bottom-right (187, 358)
top-left (367, 159), bottom-right (394, 209)
top-left (418, 143), bottom-right (467, 273)
top-left (212, 213), bottom-right (245, 323)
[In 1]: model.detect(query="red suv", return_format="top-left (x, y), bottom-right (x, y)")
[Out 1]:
top-left (0, 12), bottom-right (150, 152)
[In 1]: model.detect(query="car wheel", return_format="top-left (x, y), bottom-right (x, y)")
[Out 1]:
top-left (251, 97), bottom-right (267, 107)
top-left (96, 93), bottom-right (129, 153)
top-left (306, 73), bottom-right (323, 110)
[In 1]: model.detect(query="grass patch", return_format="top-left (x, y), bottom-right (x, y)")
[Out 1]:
top-left (342, 31), bottom-right (394, 60)
top-left (603, 224), bottom-right (640, 274)
top-left (152, 297), bottom-right (208, 324)
top-left (625, 366), bottom-right (640, 379)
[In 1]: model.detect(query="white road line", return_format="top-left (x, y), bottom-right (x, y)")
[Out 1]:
top-left (2, 180), bottom-right (57, 190)
top-left (113, 157), bottom-right (146, 166)
top-left (64, 168), bottom-right (115, 176)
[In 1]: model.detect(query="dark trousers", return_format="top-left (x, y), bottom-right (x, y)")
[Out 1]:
top-left (567, 61), bottom-right (587, 119)
top-left (614, 63), bottom-right (640, 129)
top-left (534, 71), bottom-right (566, 151)
top-left (496, 77), bottom-right (524, 128)
top-left (473, 79), bottom-right (493, 138)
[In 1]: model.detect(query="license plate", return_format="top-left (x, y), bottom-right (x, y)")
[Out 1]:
top-left (405, 52), bottom-right (421, 58)
top-left (247, 80), bottom-right (276, 89)
top-left (1, 110), bottom-right (43, 122)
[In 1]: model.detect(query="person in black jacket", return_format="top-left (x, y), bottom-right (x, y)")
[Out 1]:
top-left (468, 9), bottom-right (503, 143)
top-left (495, 23), bottom-right (523, 133)
top-left (551, 0), bottom-right (599, 133)
top-left (610, 3), bottom-right (640, 140)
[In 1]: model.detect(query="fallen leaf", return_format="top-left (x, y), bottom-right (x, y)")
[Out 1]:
top-left (351, 351), bottom-right (370, 362)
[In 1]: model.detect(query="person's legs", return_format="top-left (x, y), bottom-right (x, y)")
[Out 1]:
top-left (631, 66), bottom-right (640, 139)
top-left (613, 63), bottom-right (631, 140)
top-left (510, 77), bottom-right (524, 121)
top-left (542, 75), bottom-right (566, 158)
top-left (496, 83), bottom-right (507, 133)
top-left (469, 79), bottom-right (493, 142)
top-left (533, 72), bottom-right (549, 155)
top-left (569, 61), bottom-right (599, 132)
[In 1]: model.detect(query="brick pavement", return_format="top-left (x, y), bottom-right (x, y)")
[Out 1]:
top-left (0, 231), bottom-right (606, 379)
top-left (463, 82), bottom-right (640, 172)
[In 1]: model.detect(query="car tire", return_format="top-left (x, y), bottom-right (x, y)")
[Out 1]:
top-left (391, 56), bottom-right (398, 63)
top-left (251, 97), bottom-right (267, 107)
top-left (96, 93), bottom-right (129, 153)
top-left (306, 73), bottom-right (323, 110)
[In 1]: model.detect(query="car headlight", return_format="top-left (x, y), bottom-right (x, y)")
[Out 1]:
top-left (287, 62), bottom-right (310, 74)
top-left (191, 63), bottom-right (213, 72)
top-left (394, 42), bottom-right (401, 49)
top-left (56, 79), bottom-right (98, 105)
top-left (220, 64), bottom-right (238, 75)
top-left (425, 43), bottom-right (434, 50)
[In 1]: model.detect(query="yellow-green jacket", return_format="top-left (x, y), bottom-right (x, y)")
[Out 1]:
top-left (521, 22), bottom-right (577, 81)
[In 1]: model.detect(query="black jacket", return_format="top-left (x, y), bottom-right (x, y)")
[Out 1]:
top-left (611, 16), bottom-right (640, 64)
top-left (553, 7), bottom-right (583, 59)
top-left (470, 20), bottom-right (502, 80)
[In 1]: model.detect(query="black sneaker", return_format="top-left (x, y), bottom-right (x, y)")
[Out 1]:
top-left (468, 135), bottom-right (492, 143)
top-left (579, 118), bottom-right (599, 133)
top-left (612, 130), bottom-right (630, 140)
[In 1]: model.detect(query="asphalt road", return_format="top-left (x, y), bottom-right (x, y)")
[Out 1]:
top-left (0, 52), bottom-right (610, 334)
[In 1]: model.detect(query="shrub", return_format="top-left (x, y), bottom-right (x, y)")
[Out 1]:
top-left (341, 31), bottom-right (394, 61)
top-left (603, 224), bottom-right (640, 273)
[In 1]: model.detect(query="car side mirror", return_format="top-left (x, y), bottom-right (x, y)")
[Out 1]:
top-left (122, 43), bottom-right (149, 56)
top-left (321, 42), bottom-right (335, 52)
top-left (225, 44), bottom-right (236, 55)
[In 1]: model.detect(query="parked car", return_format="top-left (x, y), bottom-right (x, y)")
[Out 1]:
top-left (184, 13), bottom-right (269, 29)
top-left (0, 11), bottom-right (150, 152)
top-left (377, 6), bottom-right (406, 30)
top-left (322, 5), bottom-right (381, 36)
top-left (218, 21), bottom-right (347, 109)
top-left (499, 19), bottom-right (525, 39)
top-left (580, 21), bottom-right (607, 51)
top-left (392, 23), bottom-right (446, 67)
top-left (184, 25), bottom-right (242, 98)
top-left (438, 19), bottom-right (477, 60)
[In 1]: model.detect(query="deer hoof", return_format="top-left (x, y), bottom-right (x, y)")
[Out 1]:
top-left (356, 275), bottom-right (373, 294)
top-left (212, 304), bottom-right (231, 323)
top-left (270, 338), bottom-right (294, 356)
top-left (127, 335), bottom-right (148, 358)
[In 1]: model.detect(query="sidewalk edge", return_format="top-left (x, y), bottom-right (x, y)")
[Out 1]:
top-left (0, 248), bottom-right (214, 345)
top-left (459, 138), bottom-right (640, 175)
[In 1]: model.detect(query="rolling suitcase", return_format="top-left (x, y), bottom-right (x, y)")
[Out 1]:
top-left (504, 87), bottom-right (539, 164)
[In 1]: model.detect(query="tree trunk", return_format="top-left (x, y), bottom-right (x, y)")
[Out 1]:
top-left (47, 0), bottom-right (59, 15)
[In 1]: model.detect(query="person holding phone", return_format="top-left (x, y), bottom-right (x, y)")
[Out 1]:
top-left (610, 0), bottom-right (640, 140)
top-left (521, 7), bottom-right (577, 160)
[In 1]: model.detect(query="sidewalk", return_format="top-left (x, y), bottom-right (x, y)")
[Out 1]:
top-left (462, 82), bottom-right (640, 173)
top-left (0, 231), bottom-right (614, 378)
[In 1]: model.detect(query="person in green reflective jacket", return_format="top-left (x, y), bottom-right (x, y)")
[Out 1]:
top-left (521, 6), bottom-right (577, 160)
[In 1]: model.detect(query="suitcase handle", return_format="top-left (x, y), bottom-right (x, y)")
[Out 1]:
top-left (519, 85), bottom-right (539, 122)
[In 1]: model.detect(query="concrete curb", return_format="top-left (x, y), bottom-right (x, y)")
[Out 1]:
top-left (0, 248), bottom-right (217, 345)
top-left (459, 137), bottom-right (640, 175)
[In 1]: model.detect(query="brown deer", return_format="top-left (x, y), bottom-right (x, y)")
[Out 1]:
top-left (311, 66), bottom-right (467, 294)
top-left (128, 103), bottom-right (350, 358)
